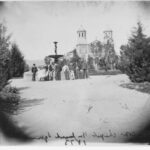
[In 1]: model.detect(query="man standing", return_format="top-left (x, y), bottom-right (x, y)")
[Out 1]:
top-left (82, 60), bottom-right (88, 79)
top-left (54, 62), bottom-right (62, 80)
top-left (49, 62), bottom-right (54, 80)
top-left (76, 63), bottom-right (80, 79)
top-left (72, 62), bottom-right (76, 79)
top-left (31, 64), bottom-right (38, 81)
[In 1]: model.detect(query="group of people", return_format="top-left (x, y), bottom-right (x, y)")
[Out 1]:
top-left (31, 60), bottom-right (89, 81)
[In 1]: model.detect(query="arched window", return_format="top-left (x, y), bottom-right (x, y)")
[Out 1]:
top-left (82, 32), bottom-right (84, 37)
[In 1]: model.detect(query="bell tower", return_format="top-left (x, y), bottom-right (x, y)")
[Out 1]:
top-left (103, 30), bottom-right (113, 45)
top-left (77, 26), bottom-right (87, 45)
top-left (76, 26), bottom-right (89, 58)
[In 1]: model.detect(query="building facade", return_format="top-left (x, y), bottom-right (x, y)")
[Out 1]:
top-left (76, 26), bottom-right (90, 60)
top-left (65, 26), bottom-right (117, 70)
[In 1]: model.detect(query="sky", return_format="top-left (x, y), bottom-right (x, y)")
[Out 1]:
top-left (0, 1), bottom-right (150, 60)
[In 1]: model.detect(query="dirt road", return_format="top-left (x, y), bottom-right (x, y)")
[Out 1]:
top-left (8, 74), bottom-right (150, 145)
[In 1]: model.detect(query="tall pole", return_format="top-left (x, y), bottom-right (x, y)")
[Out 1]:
top-left (53, 41), bottom-right (58, 63)
top-left (54, 41), bottom-right (58, 56)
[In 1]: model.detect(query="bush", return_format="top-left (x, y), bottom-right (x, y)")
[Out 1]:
top-left (0, 86), bottom-right (20, 114)
top-left (2, 86), bottom-right (19, 94)
top-left (119, 22), bottom-right (150, 82)
top-left (87, 56), bottom-right (95, 70)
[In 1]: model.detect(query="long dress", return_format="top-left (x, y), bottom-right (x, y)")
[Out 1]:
top-left (62, 65), bottom-right (70, 80)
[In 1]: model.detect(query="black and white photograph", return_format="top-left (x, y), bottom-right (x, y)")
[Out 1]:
top-left (0, 0), bottom-right (150, 146)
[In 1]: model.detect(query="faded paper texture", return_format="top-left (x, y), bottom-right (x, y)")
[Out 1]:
top-left (0, 1), bottom-right (150, 146)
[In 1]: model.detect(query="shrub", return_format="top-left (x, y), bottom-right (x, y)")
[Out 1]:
top-left (0, 86), bottom-right (20, 114)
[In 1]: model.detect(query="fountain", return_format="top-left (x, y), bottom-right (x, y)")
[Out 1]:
top-left (48, 41), bottom-right (63, 63)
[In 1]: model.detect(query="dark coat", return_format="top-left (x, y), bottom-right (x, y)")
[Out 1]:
top-left (32, 66), bottom-right (38, 73)
top-left (82, 62), bottom-right (88, 70)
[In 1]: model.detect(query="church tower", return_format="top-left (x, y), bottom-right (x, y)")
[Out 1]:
top-left (76, 26), bottom-right (89, 59)
top-left (103, 30), bottom-right (114, 45)
top-left (77, 26), bottom-right (87, 44)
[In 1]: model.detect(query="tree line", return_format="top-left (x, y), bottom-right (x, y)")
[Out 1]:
top-left (0, 22), bottom-right (28, 91)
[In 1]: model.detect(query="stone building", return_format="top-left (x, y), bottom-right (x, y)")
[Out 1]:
top-left (65, 26), bottom-right (117, 70)
top-left (76, 26), bottom-right (90, 60)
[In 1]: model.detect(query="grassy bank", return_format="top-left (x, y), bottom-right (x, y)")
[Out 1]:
top-left (89, 69), bottom-right (122, 76)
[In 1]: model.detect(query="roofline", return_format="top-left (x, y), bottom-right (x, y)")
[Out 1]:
top-left (77, 30), bottom-right (86, 32)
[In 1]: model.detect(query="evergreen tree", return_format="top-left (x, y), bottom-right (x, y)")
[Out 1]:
top-left (89, 41), bottom-right (103, 70)
top-left (71, 49), bottom-right (80, 63)
top-left (90, 41), bottom-right (103, 57)
top-left (120, 22), bottom-right (150, 82)
top-left (10, 43), bottom-right (25, 77)
top-left (70, 49), bottom-right (81, 67)
top-left (0, 23), bottom-right (11, 90)
top-left (0, 23), bottom-right (23, 116)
